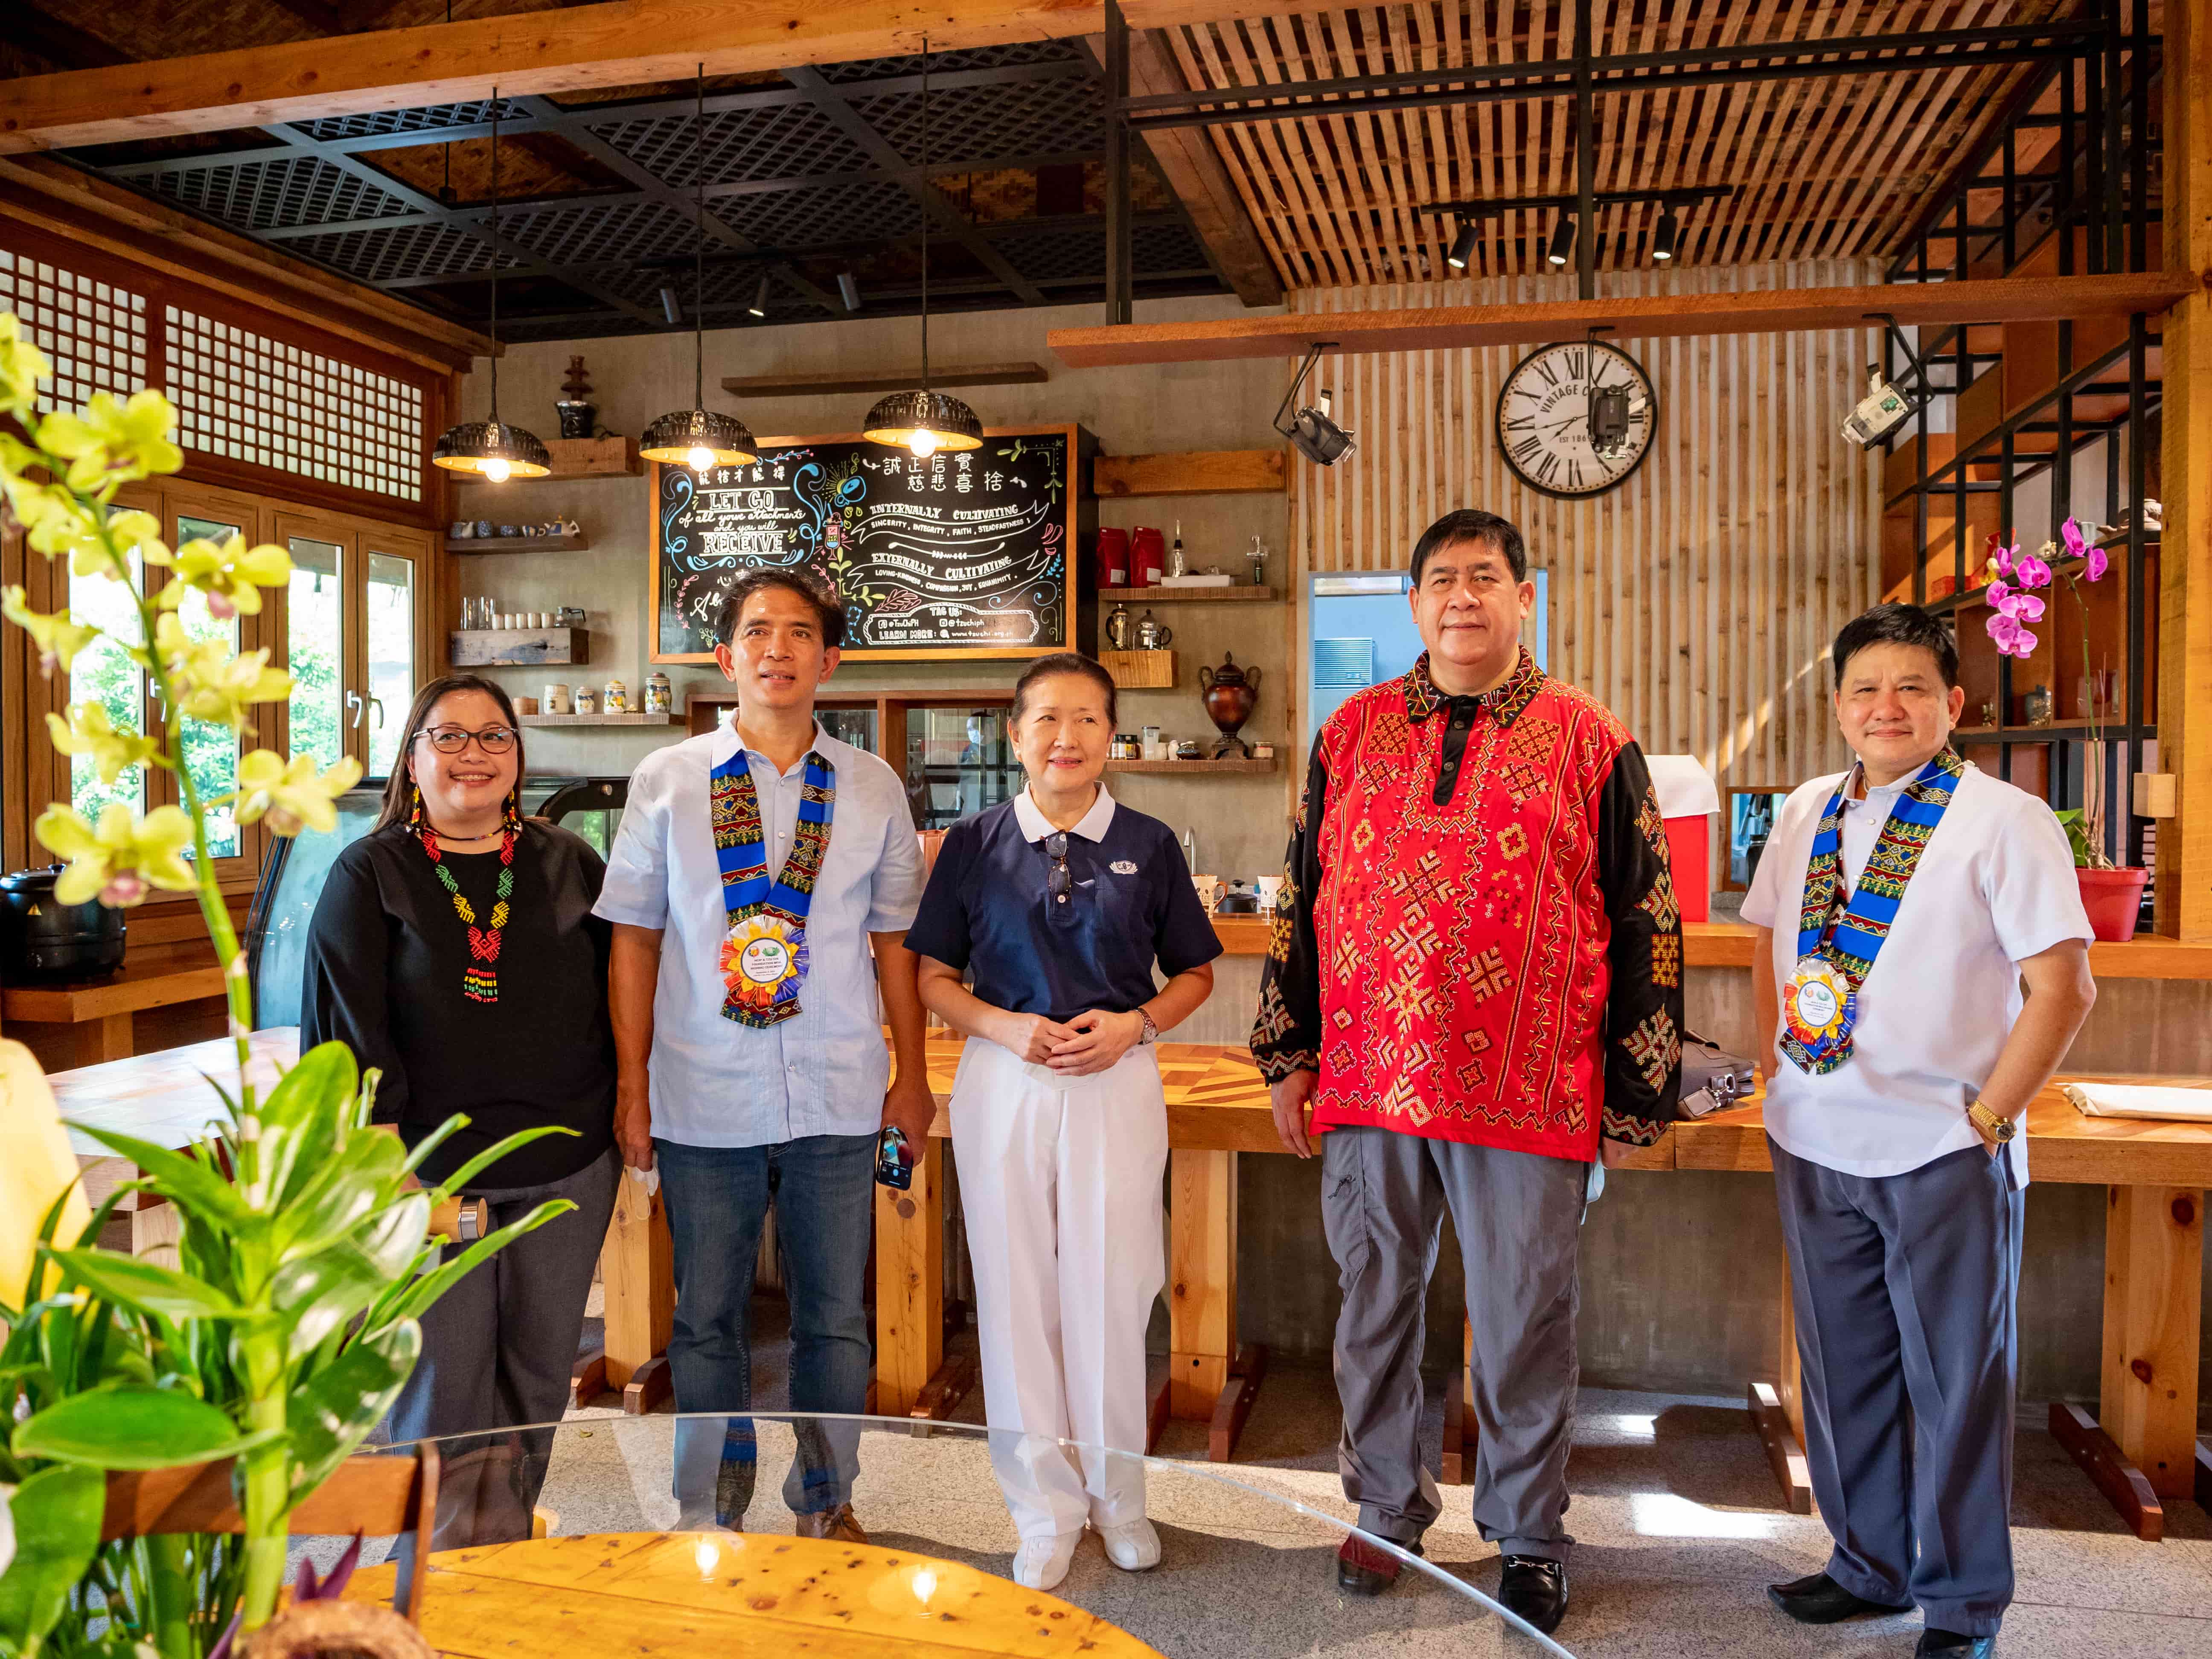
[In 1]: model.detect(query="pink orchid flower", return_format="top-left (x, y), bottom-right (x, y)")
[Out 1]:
top-left (2005, 591), bottom-right (2046, 624)
top-left (2085, 543), bottom-right (2108, 582)
top-left (1985, 578), bottom-right (2011, 611)
top-left (2061, 517), bottom-right (2087, 561)
top-left (2013, 551), bottom-right (2053, 588)
top-left (1991, 538), bottom-right (2018, 579)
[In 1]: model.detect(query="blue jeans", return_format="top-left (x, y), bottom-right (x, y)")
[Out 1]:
top-left (655, 1132), bottom-right (875, 1522)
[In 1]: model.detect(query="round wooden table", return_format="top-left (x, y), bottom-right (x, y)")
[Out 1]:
top-left (347, 1531), bottom-right (1164, 1658)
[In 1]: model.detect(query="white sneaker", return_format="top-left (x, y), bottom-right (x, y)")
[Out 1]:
top-left (1011, 1531), bottom-right (1080, 1590)
top-left (1097, 1517), bottom-right (1161, 1572)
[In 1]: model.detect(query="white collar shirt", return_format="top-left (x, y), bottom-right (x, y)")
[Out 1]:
top-left (593, 716), bottom-right (926, 1147)
top-left (1741, 759), bottom-right (2092, 1186)
top-left (1011, 783), bottom-right (1117, 843)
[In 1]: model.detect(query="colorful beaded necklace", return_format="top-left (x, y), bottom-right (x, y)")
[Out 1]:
top-left (411, 784), bottom-right (520, 1003)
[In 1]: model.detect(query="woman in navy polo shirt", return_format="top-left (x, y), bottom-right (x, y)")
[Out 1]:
top-left (908, 652), bottom-right (1220, 1590)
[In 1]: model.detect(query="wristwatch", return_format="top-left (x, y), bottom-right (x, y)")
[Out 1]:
top-left (1137, 1007), bottom-right (1159, 1045)
top-left (1966, 1100), bottom-right (2018, 1144)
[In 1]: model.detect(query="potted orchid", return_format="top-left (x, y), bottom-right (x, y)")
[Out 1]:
top-left (1982, 517), bottom-right (2148, 940)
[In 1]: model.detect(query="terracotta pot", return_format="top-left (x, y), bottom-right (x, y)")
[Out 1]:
top-left (2076, 865), bottom-right (2149, 943)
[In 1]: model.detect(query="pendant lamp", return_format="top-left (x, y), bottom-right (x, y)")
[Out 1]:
top-left (863, 38), bottom-right (984, 457)
top-left (641, 66), bottom-right (760, 472)
top-left (432, 90), bottom-right (550, 482)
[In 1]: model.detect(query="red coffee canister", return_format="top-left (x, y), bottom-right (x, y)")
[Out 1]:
top-left (1131, 526), bottom-right (1165, 588)
top-left (1096, 527), bottom-right (1129, 588)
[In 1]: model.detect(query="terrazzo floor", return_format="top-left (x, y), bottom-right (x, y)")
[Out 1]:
top-left (327, 1294), bottom-right (2212, 1658)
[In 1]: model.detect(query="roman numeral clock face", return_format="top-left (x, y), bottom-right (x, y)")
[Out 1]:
top-left (1495, 341), bottom-right (1658, 498)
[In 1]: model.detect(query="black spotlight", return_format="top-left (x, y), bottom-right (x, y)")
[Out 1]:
top-left (837, 271), bottom-right (862, 311)
top-left (1547, 215), bottom-right (1576, 267)
top-left (1272, 344), bottom-right (1355, 466)
top-left (748, 273), bottom-right (771, 317)
top-left (1447, 219), bottom-right (1480, 271)
top-left (1653, 209), bottom-right (1680, 262)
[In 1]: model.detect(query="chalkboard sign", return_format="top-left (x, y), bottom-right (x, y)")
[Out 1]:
top-left (650, 423), bottom-right (1086, 663)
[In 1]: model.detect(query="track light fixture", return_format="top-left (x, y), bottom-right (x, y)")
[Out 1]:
top-left (837, 271), bottom-right (862, 311)
top-left (659, 287), bottom-right (681, 325)
top-left (1653, 210), bottom-right (1680, 262)
top-left (1447, 219), bottom-right (1479, 271)
top-left (1546, 215), bottom-right (1576, 267)
top-left (640, 65), bottom-right (760, 472)
top-left (748, 273), bottom-right (771, 318)
top-left (1273, 343), bottom-right (1355, 466)
top-left (431, 91), bottom-right (549, 483)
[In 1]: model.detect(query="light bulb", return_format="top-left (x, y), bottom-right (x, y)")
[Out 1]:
top-left (907, 429), bottom-right (939, 459)
top-left (687, 445), bottom-right (715, 471)
top-left (482, 456), bottom-right (512, 483)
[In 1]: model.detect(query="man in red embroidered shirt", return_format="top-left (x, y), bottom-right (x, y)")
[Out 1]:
top-left (1252, 508), bottom-right (1682, 1635)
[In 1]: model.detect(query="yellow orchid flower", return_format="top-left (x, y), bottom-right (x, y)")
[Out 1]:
top-left (154, 613), bottom-right (292, 730)
top-left (3, 481), bottom-right (156, 585)
top-left (158, 533), bottom-right (292, 619)
top-left (35, 802), bottom-right (197, 907)
top-left (45, 702), bottom-right (162, 786)
top-left (233, 750), bottom-right (363, 836)
top-left (0, 586), bottom-right (100, 676)
top-left (37, 390), bottom-right (183, 490)
top-left (0, 311), bottom-right (51, 419)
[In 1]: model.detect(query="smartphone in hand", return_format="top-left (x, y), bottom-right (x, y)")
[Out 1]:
top-left (875, 1125), bottom-right (914, 1190)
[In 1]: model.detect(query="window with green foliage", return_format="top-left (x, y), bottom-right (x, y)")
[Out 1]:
top-left (65, 552), bottom-right (146, 825)
top-left (287, 536), bottom-right (344, 771)
top-left (174, 514), bottom-right (242, 859)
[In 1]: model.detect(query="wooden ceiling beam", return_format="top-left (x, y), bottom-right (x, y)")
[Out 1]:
top-left (1045, 270), bottom-right (2196, 367)
top-left (0, 0), bottom-right (1324, 155)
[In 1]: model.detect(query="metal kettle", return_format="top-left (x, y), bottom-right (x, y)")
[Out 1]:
top-left (1104, 603), bottom-right (1132, 650)
top-left (1134, 609), bottom-right (1173, 649)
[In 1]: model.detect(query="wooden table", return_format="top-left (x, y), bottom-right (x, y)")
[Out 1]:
top-left (2, 941), bottom-right (231, 1068)
top-left (343, 1531), bottom-right (1162, 1659)
top-left (1676, 1081), bottom-right (2212, 1540)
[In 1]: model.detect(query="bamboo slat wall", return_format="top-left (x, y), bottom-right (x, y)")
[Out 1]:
top-left (1287, 259), bottom-right (1884, 791)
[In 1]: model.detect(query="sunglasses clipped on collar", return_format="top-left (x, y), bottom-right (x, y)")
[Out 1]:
top-left (1045, 831), bottom-right (1071, 903)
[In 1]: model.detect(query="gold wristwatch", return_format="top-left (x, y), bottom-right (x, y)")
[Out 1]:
top-left (1967, 1100), bottom-right (2018, 1144)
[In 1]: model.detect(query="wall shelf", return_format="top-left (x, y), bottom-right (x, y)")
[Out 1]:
top-left (448, 533), bottom-right (591, 555)
top-left (1104, 755), bottom-right (1277, 775)
top-left (450, 626), bottom-right (587, 668)
top-left (455, 435), bottom-right (641, 481)
top-left (1100, 648), bottom-right (1177, 689)
top-left (1114, 585), bottom-right (1276, 603)
top-left (517, 711), bottom-right (680, 727)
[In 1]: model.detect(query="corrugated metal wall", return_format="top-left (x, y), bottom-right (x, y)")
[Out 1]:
top-left (1288, 260), bottom-right (1886, 790)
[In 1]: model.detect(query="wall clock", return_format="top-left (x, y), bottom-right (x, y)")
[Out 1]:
top-left (1494, 340), bottom-right (1658, 499)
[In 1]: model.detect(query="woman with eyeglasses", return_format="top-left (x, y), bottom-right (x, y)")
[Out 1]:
top-left (905, 653), bottom-right (1220, 1589)
top-left (301, 673), bottom-right (619, 1543)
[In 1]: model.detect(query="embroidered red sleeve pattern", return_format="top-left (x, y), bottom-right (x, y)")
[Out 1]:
top-left (1597, 742), bottom-right (1685, 1146)
top-left (1250, 732), bottom-right (1328, 1081)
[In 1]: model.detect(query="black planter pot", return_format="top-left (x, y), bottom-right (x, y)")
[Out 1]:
top-left (0, 865), bottom-right (126, 983)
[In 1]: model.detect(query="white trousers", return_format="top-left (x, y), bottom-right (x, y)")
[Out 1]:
top-left (951, 1035), bottom-right (1169, 1541)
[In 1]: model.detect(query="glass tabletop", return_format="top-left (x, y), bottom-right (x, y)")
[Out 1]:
top-left (329, 1412), bottom-right (1574, 1657)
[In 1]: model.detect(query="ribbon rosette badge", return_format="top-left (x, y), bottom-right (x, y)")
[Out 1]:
top-left (721, 914), bottom-right (808, 1016)
top-left (1783, 959), bottom-right (1853, 1050)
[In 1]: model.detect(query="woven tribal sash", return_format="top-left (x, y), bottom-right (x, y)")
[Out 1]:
top-left (1779, 747), bottom-right (1963, 1075)
top-left (709, 747), bottom-right (835, 1027)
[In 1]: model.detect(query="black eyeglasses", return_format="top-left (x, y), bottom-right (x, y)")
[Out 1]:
top-left (417, 725), bottom-right (518, 754)
top-left (1045, 832), bottom-right (1071, 904)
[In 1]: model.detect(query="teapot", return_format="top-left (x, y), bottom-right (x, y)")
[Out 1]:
top-left (1197, 652), bottom-right (1262, 757)
top-left (1134, 609), bottom-right (1173, 650)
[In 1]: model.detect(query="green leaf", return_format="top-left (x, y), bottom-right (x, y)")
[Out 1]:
top-left (270, 1130), bottom-right (407, 1261)
top-left (0, 1464), bottom-right (103, 1649)
top-left (396, 1114), bottom-right (468, 1179)
top-left (69, 1127), bottom-right (251, 1228)
top-left (355, 1193), bottom-right (431, 1282)
top-left (253, 1041), bottom-right (359, 1206)
top-left (271, 1243), bottom-right (387, 1358)
top-left (286, 1320), bottom-right (420, 1505)
top-left (427, 1125), bottom-right (578, 1200)
top-left (46, 1249), bottom-right (243, 1322)
top-left (369, 1200), bottom-right (576, 1334)
top-left (12, 1385), bottom-right (274, 1470)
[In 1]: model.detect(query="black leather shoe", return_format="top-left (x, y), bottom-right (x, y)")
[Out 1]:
top-left (1335, 1534), bottom-right (1420, 1596)
top-left (1915, 1631), bottom-right (1995, 1657)
top-left (1767, 1570), bottom-right (1914, 1624)
top-left (1498, 1555), bottom-right (1568, 1635)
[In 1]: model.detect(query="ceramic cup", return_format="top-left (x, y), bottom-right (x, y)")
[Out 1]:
top-left (474, 520), bottom-right (493, 538)
top-left (1190, 874), bottom-right (1222, 914)
top-left (1256, 875), bottom-right (1284, 909)
top-left (543, 684), bottom-right (572, 714)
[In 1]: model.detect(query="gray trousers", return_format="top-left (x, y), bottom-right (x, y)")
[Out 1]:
top-left (1322, 1126), bottom-right (1586, 1560)
top-left (387, 1145), bottom-right (622, 1550)
top-left (1771, 1137), bottom-right (2023, 1638)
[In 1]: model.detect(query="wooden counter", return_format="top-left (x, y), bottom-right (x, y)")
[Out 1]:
top-left (1, 941), bottom-right (229, 1068)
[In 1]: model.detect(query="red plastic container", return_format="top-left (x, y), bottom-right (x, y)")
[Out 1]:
top-left (1096, 527), bottom-right (1129, 588)
top-left (1662, 815), bottom-right (1711, 924)
top-left (2075, 866), bottom-right (2149, 942)
top-left (1131, 526), bottom-right (1165, 588)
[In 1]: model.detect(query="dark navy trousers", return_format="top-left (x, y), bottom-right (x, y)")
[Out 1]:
top-left (1770, 1136), bottom-right (2024, 1638)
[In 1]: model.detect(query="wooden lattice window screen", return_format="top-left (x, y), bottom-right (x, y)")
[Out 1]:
top-left (166, 307), bottom-right (425, 504)
top-left (0, 248), bottom-right (150, 416)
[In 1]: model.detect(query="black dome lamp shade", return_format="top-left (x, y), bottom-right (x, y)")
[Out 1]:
top-left (641, 65), bottom-right (760, 471)
top-left (862, 38), bottom-right (983, 457)
top-left (431, 90), bottom-right (550, 482)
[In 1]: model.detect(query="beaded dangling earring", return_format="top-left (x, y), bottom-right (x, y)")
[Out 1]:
top-left (408, 779), bottom-right (425, 834)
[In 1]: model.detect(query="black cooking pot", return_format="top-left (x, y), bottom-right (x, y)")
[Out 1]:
top-left (0, 865), bottom-right (127, 983)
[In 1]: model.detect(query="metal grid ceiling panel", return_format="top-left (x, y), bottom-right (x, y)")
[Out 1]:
top-left (848, 78), bottom-right (1102, 166)
top-left (288, 221), bottom-right (500, 285)
top-left (722, 183), bottom-right (923, 249)
top-left (0, 248), bottom-right (149, 416)
top-left (167, 306), bottom-right (424, 503)
top-left (1133, 221), bottom-right (1210, 275)
top-left (591, 103), bottom-right (874, 187)
top-left (151, 154), bottom-right (416, 233)
top-left (498, 197), bottom-right (699, 267)
top-left (291, 99), bottom-right (532, 143)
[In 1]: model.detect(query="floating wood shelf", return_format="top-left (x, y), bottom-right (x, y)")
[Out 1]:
top-left (1103, 756), bottom-right (1278, 775)
top-left (518, 711), bottom-right (681, 727)
top-left (1094, 448), bottom-right (1284, 497)
top-left (450, 626), bottom-right (588, 668)
top-left (1100, 648), bottom-right (1177, 689)
top-left (447, 533), bottom-right (591, 555)
top-left (1118, 585), bottom-right (1276, 603)
top-left (723, 361), bottom-right (1047, 398)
